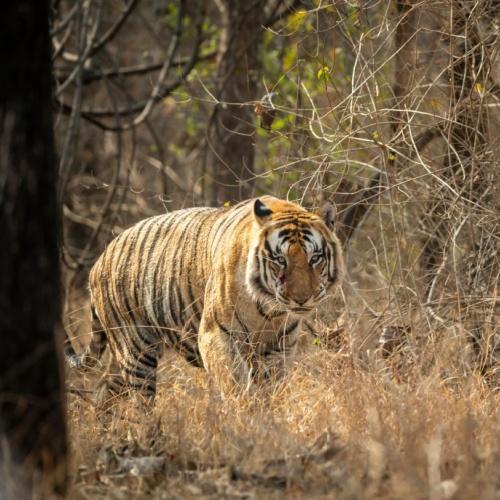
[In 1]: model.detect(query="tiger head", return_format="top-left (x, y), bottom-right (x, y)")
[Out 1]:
top-left (246, 196), bottom-right (344, 316)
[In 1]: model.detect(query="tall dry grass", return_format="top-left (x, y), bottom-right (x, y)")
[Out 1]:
top-left (66, 321), bottom-right (499, 499)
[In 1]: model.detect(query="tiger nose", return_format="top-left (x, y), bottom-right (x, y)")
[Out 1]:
top-left (295, 297), bottom-right (308, 306)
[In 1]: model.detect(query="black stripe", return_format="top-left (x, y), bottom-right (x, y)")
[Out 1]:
top-left (132, 219), bottom-right (159, 306)
top-left (126, 381), bottom-right (154, 391)
top-left (91, 304), bottom-right (99, 322)
top-left (177, 213), bottom-right (202, 280)
top-left (196, 211), bottom-right (217, 278)
top-left (186, 277), bottom-right (197, 307)
top-left (139, 221), bottom-right (165, 311)
top-left (265, 320), bottom-right (300, 355)
top-left (104, 231), bottom-right (135, 346)
top-left (126, 328), bottom-right (151, 360)
top-left (258, 254), bottom-right (271, 291)
top-left (325, 245), bottom-right (337, 283)
top-left (256, 300), bottom-right (285, 320)
top-left (279, 235), bottom-right (293, 245)
top-left (278, 228), bottom-right (292, 238)
top-left (264, 239), bottom-right (275, 257)
top-left (164, 326), bottom-right (181, 345)
top-left (185, 213), bottom-right (205, 323)
top-left (137, 354), bottom-right (158, 369)
top-left (184, 351), bottom-right (203, 367)
top-left (329, 267), bottom-right (338, 284)
top-left (123, 365), bottom-right (150, 379)
top-left (117, 226), bottom-right (142, 324)
top-left (321, 239), bottom-right (327, 258)
top-left (303, 320), bottom-right (315, 334)
top-left (169, 215), bottom-right (195, 326)
top-left (176, 284), bottom-right (186, 325)
top-left (124, 337), bottom-right (158, 367)
top-left (271, 212), bottom-right (304, 221)
top-left (168, 277), bottom-right (180, 325)
top-left (209, 206), bottom-right (243, 258)
top-left (282, 320), bottom-right (299, 337)
top-left (301, 233), bottom-right (313, 244)
top-left (187, 281), bottom-right (202, 325)
top-left (234, 311), bottom-right (250, 336)
top-left (138, 351), bottom-right (158, 368)
top-left (252, 274), bottom-right (274, 298)
top-left (155, 254), bottom-right (181, 345)
top-left (215, 317), bottom-right (231, 336)
top-left (204, 211), bottom-right (220, 267)
top-left (105, 297), bottom-right (128, 360)
top-left (179, 337), bottom-right (202, 366)
top-left (133, 324), bottom-right (161, 351)
top-left (151, 220), bottom-right (178, 327)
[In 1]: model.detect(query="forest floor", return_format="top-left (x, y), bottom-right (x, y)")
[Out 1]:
top-left (66, 326), bottom-right (499, 500)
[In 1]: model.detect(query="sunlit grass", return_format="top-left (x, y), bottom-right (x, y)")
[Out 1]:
top-left (67, 328), bottom-right (499, 498)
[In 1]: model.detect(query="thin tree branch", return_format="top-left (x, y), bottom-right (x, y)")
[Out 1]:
top-left (89, 0), bottom-right (139, 56)
top-left (53, 50), bottom-right (216, 83)
top-left (54, 1), bottom-right (204, 131)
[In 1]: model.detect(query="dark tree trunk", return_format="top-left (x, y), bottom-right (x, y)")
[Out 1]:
top-left (205, 0), bottom-right (265, 205)
top-left (0, 2), bottom-right (67, 497)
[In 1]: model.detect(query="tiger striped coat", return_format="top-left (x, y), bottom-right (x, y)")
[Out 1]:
top-left (66, 196), bottom-right (344, 399)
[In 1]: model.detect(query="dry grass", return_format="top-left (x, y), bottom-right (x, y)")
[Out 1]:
top-left (66, 323), bottom-right (499, 499)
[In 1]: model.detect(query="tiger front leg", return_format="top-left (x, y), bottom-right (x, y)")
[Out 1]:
top-left (262, 320), bottom-right (301, 381)
top-left (198, 314), bottom-right (253, 397)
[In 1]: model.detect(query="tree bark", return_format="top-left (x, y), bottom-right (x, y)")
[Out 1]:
top-left (0, 2), bottom-right (67, 497)
top-left (205, 0), bottom-right (265, 205)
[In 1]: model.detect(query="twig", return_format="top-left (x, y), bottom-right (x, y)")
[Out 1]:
top-left (89, 0), bottom-right (138, 56)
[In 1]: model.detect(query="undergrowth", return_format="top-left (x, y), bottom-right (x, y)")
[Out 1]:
top-left (67, 330), bottom-right (499, 499)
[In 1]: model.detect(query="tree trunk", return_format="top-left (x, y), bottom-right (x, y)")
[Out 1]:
top-left (0, 2), bottom-right (67, 497)
top-left (205, 0), bottom-right (265, 205)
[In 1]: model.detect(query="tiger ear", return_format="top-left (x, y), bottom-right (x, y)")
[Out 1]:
top-left (319, 202), bottom-right (336, 230)
top-left (254, 198), bottom-right (273, 224)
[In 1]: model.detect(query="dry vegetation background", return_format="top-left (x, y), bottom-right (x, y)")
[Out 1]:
top-left (54, 0), bottom-right (499, 497)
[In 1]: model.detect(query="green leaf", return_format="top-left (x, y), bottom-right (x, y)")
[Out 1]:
top-left (288, 9), bottom-right (308, 31)
top-left (317, 65), bottom-right (329, 81)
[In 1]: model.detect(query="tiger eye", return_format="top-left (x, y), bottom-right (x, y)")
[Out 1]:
top-left (276, 256), bottom-right (287, 267)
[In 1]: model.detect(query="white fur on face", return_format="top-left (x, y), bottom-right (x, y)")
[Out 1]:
top-left (267, 226), bottom-right (324, 256)
top-left (267, 229), bottom-right (285, 254)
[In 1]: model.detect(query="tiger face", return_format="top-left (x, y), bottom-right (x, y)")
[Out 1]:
top-left (247, 197), bottom-right (343, 315)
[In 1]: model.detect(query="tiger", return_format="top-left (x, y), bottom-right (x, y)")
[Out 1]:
top-left (66, 196), bottom-right (344, 400)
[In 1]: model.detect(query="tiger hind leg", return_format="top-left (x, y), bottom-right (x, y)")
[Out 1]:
top-left (95, 348), bottom-right (160, 410)
top-left (103, 327), bottom-right (162, 403)
top-left (95, 371), bottom-right (128, 410)
top-left (121, 349), bottom-right (160, 402)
